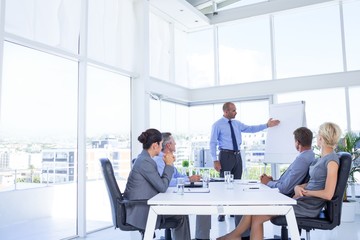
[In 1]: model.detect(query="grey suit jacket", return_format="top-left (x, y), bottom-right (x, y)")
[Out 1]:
top-left (123, 149), bottom-right (174, 230)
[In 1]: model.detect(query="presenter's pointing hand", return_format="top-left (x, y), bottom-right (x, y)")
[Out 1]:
top-left (267, 118), bottom-right (280, 127)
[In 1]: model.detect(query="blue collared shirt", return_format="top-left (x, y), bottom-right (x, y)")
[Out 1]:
top-left (267, 149), bottom-right (315, 196)
top-left (153, 152), bottom-right (188, 187)
top-left (210, 117), bottom-right (267, 161)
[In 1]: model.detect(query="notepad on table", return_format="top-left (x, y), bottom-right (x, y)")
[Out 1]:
top-left (242, 186), bottom-right (279, 192)
top-left (210, 177), bottom-right (224, 182)
top-left (184, 182), bottom-right (203, 188)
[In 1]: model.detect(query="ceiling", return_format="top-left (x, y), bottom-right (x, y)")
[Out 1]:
top-left (149, 0), bottom-right (335, 31)
top-left (185, 0), bottom-right (266, 15)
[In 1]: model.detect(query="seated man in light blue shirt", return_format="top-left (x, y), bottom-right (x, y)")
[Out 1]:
top-left (155, 154), bottom-right (199, 186)
top-left (260, 126), bottom-right (315, 197)
top-left (153, 132), bottom-right (211, 240)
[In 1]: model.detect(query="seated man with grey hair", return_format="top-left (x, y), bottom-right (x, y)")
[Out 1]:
top-left (153, 132), bottom-right (211, 240)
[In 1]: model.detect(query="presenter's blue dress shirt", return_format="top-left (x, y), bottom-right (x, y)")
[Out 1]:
top-left (210, 117), bottom-right (267, 161)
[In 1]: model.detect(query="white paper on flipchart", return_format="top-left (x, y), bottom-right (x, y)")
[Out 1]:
top-left (264, 101), bottom-right (306, 164)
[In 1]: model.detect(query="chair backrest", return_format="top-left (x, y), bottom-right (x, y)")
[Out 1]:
top-left (325, 152), bottom-right (352, 225)
top-left (297, 151), bottom-right (352, 231)
top-left (271, 152), bottom-right (353, 234)
top-left (99, 158), bottom-right (138, 231)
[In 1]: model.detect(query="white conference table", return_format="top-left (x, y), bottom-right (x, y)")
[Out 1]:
top-left (144, 181), bottom-right (300, 240)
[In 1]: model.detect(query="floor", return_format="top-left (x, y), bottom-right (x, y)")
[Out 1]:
top-left (3, 182), bottom-right (360, 239)
top-left (82, 214), bottom-right (360, 240)
top-left (1, 213), bottom-right (360, 240)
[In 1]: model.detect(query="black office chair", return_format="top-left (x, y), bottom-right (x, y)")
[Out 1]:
top-left (269, 152), bottom-right (352, 240)
top-left (99, 158), bottom-right (177, 239)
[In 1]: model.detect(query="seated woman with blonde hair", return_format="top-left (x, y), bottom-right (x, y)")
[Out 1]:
top-left (217, 122), bottom-right (342, 240)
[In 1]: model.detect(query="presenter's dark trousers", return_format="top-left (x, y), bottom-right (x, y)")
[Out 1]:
top-left (219, 150), bottom-right (242, 179)
top-left (219, 150), bottom-right (250, 237)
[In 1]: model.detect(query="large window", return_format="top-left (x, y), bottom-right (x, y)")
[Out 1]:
top-left (0, 42), bottom-right (78, 237)
top-left (87, 0), bottom-right (136, 71)
top-left (189, 104), bottom-right (217, 135)
top-left (174, 28), bottom-right (189, 87)
top-left (343, 0), bottom-right (360, 71)
top-left (186, 29), bottom-right (215, 88)
top-left (5, 0), bottom-right (81, 54)
top-left (86, 65), bottom-right (131, 231)
top-left (349, 86), bottom-right (360, 132)
top-left (274, 3), bottom-right (343, 78)
top-left (218, 17), bottom-right (272, 85)
top-left (1, 1), bottom-right (136, 238)
top-left (276, 88), bottom-right (347, 132)
top-left (150, 12), bottom-right (171, 81)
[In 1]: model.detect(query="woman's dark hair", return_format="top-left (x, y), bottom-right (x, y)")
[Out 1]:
top-left (138, 128), bottom-right (162, 149)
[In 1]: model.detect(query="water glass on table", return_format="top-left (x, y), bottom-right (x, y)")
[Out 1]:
top-left (226, 174), bottom-right (234, 189)
top-left (224, 171), bottom-right (231, 183)
top-left (202, 170), bottom-right (210, 188)
top-left (177, 177), bottom-right (185, 195)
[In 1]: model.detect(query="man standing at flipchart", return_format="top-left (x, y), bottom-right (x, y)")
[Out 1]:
top-left (210, 102), bottom-right (280, 230)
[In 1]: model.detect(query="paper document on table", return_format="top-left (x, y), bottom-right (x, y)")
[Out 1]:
top-left (184, 188), bottom-right (210, 193)
top-left (211, 177), bottom-right (224, 182)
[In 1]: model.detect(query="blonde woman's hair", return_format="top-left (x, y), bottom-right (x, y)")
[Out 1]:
top-left (318, 122), bottom-right (342, 149)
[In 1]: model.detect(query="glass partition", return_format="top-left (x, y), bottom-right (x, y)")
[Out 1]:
top-left (86, 65), bottom-right (131, 231)
top-left (186, 29), bottom-right (215, 88)
top-left (277, 88), bottom-right (347, 132)
top-left (150, 12), bottom-right (171, 81)
top-left (218, 17), bottom-right (271, 85)
top-left (0, 42), bottom-right (78, 238)
top-left (274, 3), bottom-right (343, 78)
top-left (349, 86), bottom-right (360, 132)
top-left (5, 0), bottom-right (81, 54)
top-left (343, 0), bottom-right (360, 71)
top-left (87, 0), bottom-right (136, 71)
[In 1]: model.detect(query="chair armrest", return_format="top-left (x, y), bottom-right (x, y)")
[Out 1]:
top-left (117, 198), bottom-right (148, 206)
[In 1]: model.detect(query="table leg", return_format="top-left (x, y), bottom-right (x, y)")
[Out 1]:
top-left (285, 207), bottom-right (300, 240)
top-left (144, 207), bottom-right (157, 240)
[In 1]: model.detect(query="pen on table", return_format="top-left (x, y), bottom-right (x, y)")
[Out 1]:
top-left (243, 187), bottom-right (260, 191)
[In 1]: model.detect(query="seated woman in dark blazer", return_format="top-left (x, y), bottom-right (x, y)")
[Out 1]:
top-left (124, 128), bottom-right (191, 240)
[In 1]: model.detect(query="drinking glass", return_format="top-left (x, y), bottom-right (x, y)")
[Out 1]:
top-left (224, 171), bottom-right (231, 183)
top-left (226, 174), bottom-right (234, 189)
top-left (202, 170), bottom-right (210, 188)
top-left (177, 177), bottom-right (185, 195)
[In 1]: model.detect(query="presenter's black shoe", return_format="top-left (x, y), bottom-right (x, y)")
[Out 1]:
top-left (241, 237), bottom-right (250, 240)
top-left (218, 215), bottom-right (225, 222)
